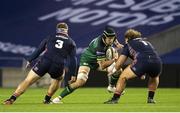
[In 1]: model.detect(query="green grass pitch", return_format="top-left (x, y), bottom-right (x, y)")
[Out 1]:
top-left (0, 88), bottom-right (180, 112)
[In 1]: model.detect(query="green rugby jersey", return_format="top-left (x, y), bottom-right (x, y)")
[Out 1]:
top-left (80, 36), bottom-right (111, 69)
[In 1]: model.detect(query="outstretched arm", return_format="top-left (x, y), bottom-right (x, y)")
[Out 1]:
top-left (68, 43), bottom-right (78, 78)
top-left (26, 38), bottom-right (48, 62)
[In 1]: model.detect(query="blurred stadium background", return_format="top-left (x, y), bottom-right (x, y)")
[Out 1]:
top-left (0, 0), bottom-right (180, 88)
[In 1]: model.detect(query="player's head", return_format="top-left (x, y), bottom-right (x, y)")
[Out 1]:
top-left (102, 26), bottom-right (116, 46)
top-left (124, 29), bottom-right (141, 43)
top-left (56, 22), bottom-right (68, 34)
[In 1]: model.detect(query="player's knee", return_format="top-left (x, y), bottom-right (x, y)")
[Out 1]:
top-left (70, 79), bottom-right (85, 89)
top-left (75, 81), bottom-right (83, 88)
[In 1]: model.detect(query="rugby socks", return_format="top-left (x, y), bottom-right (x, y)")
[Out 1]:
top-left (112, 92), bottom-right (121, 100)
top-left (9, 95), bottom-right (17, 101)
top-left (60, 85), bottom-right (75, 98)
top-left (44, 95), bottom-right (51, 102)
top-left (9, 92), bottom-right (20, 101)
top-left (109, 73), bottom-right (119, 86)
top-left (148, 91), bottom-right (155, 99)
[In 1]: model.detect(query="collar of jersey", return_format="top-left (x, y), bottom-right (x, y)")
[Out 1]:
top-left (56, 35), bottom-right (68, 39)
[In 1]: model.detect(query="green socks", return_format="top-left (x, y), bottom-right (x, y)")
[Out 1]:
top-left (60, 85), bottom-right (75, 98)
top-left (109, 70), bottom-right (121, 86)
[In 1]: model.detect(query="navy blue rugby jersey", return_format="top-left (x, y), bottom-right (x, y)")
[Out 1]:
top-left (27, 34), bottom-right (76, 62)
top-left (26, 33), bottom-right (77, 76)
top-left (121, 38), bottom-right (160, 60)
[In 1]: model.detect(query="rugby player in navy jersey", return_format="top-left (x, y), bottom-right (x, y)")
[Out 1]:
top-left (3, 22), bottom-right (77, 104)
top-left (52, 27), bottom-right (124, 104)
top-left (104, 29), bottom-right (162, 104)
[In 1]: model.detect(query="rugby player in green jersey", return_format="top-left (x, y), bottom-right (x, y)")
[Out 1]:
top-left (52, 27), bottom-right (123, 103)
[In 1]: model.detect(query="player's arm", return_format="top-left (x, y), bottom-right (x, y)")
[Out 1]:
top-left (115, 55), bottom-right (127, 71)
top-left (96, 49), bottom-right (117, 70)
top-left (68, 42), bottom-right (78, 82)
top-left (115, 44), bottom-right (129, 70)
top-left (26, 38), bottom-right (48, 63)
top-left (97, 58), bottom-right (115, 70)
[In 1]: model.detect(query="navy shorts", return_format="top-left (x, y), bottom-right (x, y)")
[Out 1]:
top-left (32, 57), bottom-right (64, 79)
top-left (130, 58), bottom-right (162, 78)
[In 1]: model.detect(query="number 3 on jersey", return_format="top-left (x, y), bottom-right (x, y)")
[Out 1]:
top-left (55, 40), bottom-right (64, 49)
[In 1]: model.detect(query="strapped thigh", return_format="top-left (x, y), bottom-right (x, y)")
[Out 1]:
top-left (77, 70), bottom-right (88, 81)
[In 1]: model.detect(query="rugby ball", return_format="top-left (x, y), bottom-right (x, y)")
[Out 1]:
top-left (106, 47), bottom-right (118, 60)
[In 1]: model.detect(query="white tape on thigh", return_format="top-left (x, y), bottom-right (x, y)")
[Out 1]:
top-left (77, 72), bottom-right (88, 81)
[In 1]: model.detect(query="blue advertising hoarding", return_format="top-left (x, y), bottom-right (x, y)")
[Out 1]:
top-left (0, 0), bottom-right (180, 67)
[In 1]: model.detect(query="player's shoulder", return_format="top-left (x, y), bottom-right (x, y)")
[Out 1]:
top-left (68, 37), bottom-right (76, 46)
top-left (41, 35), bottom-right (53, 43)
top-left (93, 36), bottom-right (102, 46)
top-left (91, 36), bottom-right (101, 42)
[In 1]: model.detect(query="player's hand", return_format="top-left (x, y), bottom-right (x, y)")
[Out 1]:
top-left (68, 76), bottom-right (76, 84)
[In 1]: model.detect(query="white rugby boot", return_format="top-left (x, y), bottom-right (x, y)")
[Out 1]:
top-left (107, 85), bottom-right (116, 93)
top-left (107, 85), bottom-right (125, 95)
top-left (52, 96), bottom-right (63, 104)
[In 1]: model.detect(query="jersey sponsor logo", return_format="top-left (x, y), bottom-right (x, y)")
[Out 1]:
top-left (83, 62), bottom-right (89, 65)
top-left (96, 51), bottom-right (105, 55)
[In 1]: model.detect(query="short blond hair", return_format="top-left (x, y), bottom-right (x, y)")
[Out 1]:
top-left (124, 29), bottom-right (141, 40)
top-left (56, 22), bottom-right (68, 30)
top-left (56, 22), bottom-right (68, 33)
